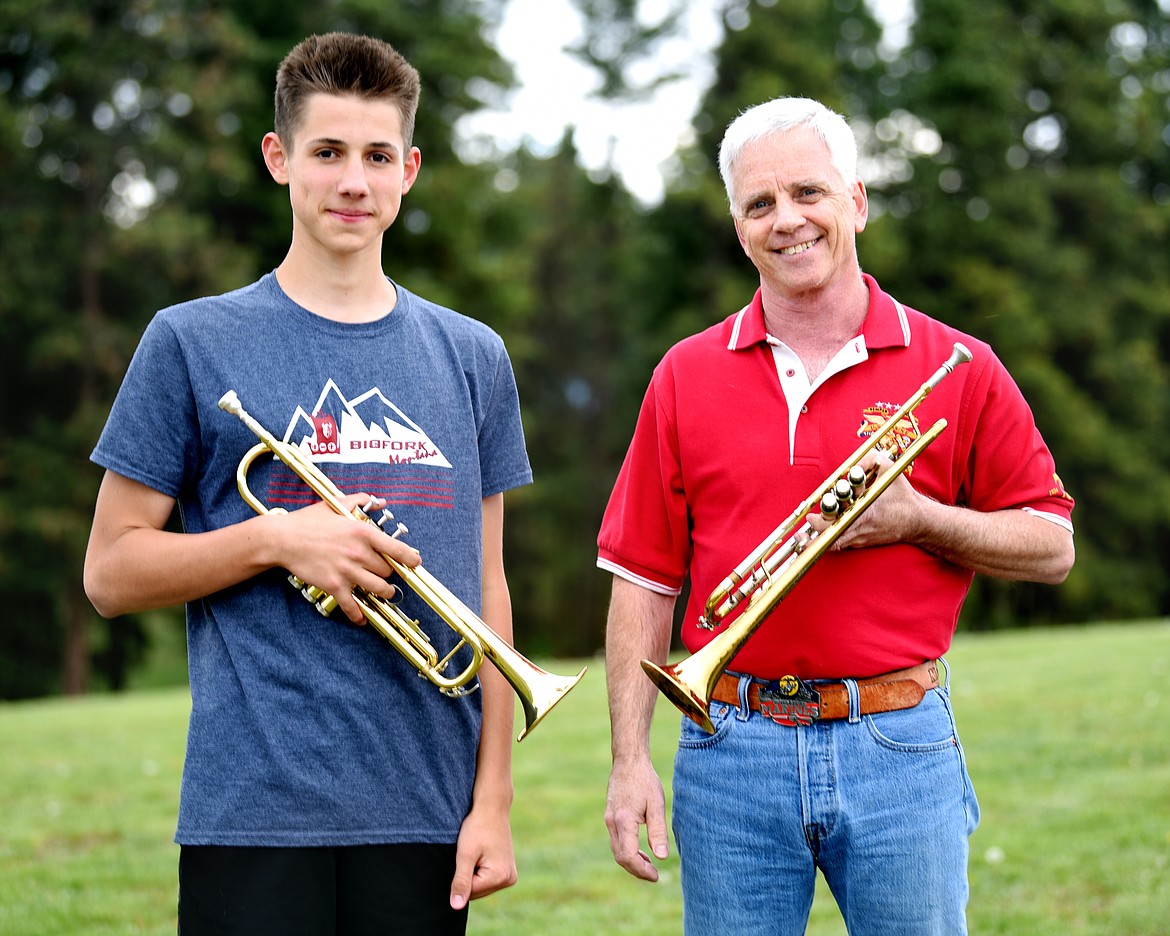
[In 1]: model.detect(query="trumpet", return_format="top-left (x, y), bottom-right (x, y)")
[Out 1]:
top-left (218, 391), bottom-right (586, 742)
top-left (641, 343), bottom-right (972, 733)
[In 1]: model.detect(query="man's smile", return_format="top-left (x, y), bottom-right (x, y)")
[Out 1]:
top-left (778, 236), bottom-right (821, 255)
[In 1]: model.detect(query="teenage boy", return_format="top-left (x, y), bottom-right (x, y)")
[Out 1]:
top-left (85, 32), bottom-right (527, 934)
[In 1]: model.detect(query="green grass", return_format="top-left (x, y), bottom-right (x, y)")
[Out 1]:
top-left (2, 620), bottom-right (1168, 935)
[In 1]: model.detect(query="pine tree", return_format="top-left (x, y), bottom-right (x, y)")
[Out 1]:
top-left (874, 0), bottom-right (1170, 625)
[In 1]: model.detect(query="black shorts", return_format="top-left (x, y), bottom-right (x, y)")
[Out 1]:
top-left (178, 843), bottom-right (467, 935)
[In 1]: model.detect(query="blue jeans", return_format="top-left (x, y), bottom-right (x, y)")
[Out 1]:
top-left (671, 670), bottom-right (979, 936)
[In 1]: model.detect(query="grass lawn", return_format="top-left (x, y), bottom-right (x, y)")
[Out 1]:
top-left (1, 620), bottom-right (1167, 934)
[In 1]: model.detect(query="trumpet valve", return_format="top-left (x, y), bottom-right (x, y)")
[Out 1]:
top-left (360, 500), bottom-right (409, 538)
top-left (846, 464), bottom-right (868, 495)
top-left (818, 490), bottom-right (840, 523)
top-left (295, 582), bottom-right (336, 617)
top-left (374, 507), bottom-right (410, 540)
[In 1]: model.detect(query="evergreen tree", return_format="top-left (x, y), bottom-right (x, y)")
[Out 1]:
top-left (600, 0), bottom-right (1170, 633)
top-left (873, 0), bottom-right (1170, 625)
top-left (0, 0), bottom-right (514, 696)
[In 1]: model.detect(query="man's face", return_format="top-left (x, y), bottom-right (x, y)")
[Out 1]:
top-left (262, 92), bottom-right (421, 259)
top-left (731, 127), bottom-right (868, 301)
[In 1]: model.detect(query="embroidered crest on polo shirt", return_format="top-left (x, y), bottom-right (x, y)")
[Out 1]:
top-left (856, 402), bottom-right (921, 472)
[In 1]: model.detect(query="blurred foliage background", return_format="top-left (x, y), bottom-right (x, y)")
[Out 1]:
top-left (1, 0), bottom-right (1168, 698)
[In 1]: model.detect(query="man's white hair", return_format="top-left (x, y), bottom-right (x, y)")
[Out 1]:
top-left (718, 97), bottom-right (859, 214)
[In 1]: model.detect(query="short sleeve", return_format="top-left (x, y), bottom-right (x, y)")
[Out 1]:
top-left (597, 365), bottom-right (692, 594)
top-left (958, 349), bottom-right (1074, 527)
top-left (90, 313), bottom-right (200, 498)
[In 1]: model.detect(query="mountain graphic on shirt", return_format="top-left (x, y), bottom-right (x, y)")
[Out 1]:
top-left (282, 379), bottom-right (452, 469)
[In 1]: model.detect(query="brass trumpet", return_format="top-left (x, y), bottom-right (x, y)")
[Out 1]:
top-left (641, 343), bottom-right (972, 733)
top-left (218, 391), bottom-right (586, 742)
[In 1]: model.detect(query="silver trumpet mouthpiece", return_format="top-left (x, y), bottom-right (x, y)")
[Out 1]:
top-left (218, 390), bottom-right (242, 415)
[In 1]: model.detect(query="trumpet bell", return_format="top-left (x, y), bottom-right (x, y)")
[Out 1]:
top-left (514, 664), bottom-right (589, 742)
top-left (641, 659), bottom-right (714, 734)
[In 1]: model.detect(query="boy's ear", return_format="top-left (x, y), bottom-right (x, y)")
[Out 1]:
top-left (401, 146), bottom-right (422, 196)
top-left (261, 132), bottom-right (290, 185)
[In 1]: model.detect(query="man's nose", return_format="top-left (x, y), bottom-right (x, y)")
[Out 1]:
top-left (772, 196), bottom-right (805, 231)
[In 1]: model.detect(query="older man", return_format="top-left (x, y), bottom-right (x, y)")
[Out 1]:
top-left (598, 97), bottom-right (1074, 935)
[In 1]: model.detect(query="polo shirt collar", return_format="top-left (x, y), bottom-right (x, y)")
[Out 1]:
top-left (725, 273), bottom-right (912, 352)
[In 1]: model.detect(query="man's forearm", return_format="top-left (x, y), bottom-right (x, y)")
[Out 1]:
top-left (912, 501), bottom-right (1075, 584)
top-left (605, 577), bottom-right (676, 763)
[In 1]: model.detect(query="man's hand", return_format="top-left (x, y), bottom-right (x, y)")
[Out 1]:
top-left (807, 451), bottom-right (919, 551)
top-left (605, 755), bottom-right (670, 882)
top-left (806, 454), bottom-right (1075, 582)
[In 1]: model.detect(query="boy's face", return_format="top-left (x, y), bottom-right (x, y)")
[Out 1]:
top-left (262, 92), bottom-right (421, 259)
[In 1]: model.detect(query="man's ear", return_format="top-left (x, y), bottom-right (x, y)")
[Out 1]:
top-left (261, 132), bottom-right (290, 185)
top-left (853, 178), bottom-right (869, 233)
top-left (733, 215), bottom-right (749, 254)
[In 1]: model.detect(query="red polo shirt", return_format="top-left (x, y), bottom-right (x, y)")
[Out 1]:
top-left (597, 275), bottom-right (1074, 679)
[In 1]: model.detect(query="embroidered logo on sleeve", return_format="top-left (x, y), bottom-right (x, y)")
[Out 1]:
top-left (1049, 472), bottom-right (1074, 501)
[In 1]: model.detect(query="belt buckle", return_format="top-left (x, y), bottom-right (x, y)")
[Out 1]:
top-left (758, 675), bottom-right (821, 727)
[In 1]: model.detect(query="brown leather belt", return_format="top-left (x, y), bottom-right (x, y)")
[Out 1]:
top-left (710, 660), bottom-right (941, 727)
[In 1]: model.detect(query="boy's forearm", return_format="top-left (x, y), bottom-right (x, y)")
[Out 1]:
top-left (471, 567), bottom-right (516, 810)
top-left (471, 664), bottom-right (516, 811)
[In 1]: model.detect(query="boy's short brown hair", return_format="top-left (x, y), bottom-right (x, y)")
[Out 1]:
top-left (274, 33), bottom-right (421, 149)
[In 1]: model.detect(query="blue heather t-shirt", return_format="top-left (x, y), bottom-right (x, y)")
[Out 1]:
top-left (91, 273), bottom-right (532, 846)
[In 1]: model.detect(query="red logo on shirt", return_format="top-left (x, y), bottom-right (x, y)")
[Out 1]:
top-left (857, 403), bottom-right (920, 472)
top-left (308, 412), bottom-right (340, 455)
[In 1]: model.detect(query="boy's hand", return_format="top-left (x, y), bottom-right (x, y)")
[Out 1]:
top-left (271, 494), bottom-right (421, 623)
